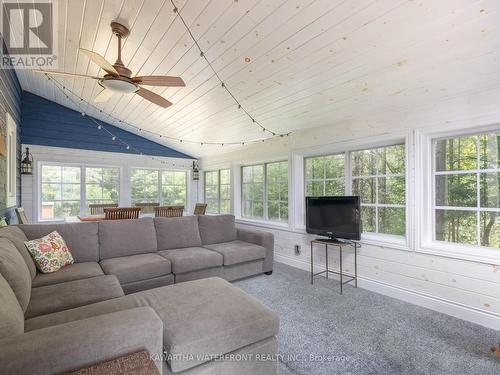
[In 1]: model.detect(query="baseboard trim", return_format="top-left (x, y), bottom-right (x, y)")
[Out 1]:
top-left (275, 253), bottom-right (500, 331)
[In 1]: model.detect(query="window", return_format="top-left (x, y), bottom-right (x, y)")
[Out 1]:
top-left (242, 161), bottom-right (288, 222)
top-left (131, 169), bottom-right (159, 204)
top-left (242, 165), bottom-right (264, 218)
top-left (85, 167), bottom-right (120, 213)
top-left (351, 144), bottom-right (406, 236)
top-left (131, 169), bottom-right (187, 206)
top-left (205, 169), bottom-right (231, 214)
top-left (305, 154), bottom-right (345, 196)
top-left (41, 165), bottom-right (81, 220)
top-left (267, 161), bottom-right (288, 221)
top-left (161, 171), bottom-right (187, 205)
top-left (433, 132), bottom-right (499, 248)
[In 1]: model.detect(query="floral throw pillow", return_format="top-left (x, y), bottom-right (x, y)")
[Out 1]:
top-left (24, 231), bottom-right (74, 273)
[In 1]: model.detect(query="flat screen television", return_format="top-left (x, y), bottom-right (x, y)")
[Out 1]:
top-left (306, 196), bottom-right (361, 241)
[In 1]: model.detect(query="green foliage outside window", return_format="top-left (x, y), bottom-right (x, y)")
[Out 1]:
top-left (85, 167), bottom-right (119, 213)
top-left (305, 154), bottom-right (345, 197)
top-left (41, 165), bottom-right (81, 219)
top-left (351, 144), bottom-right (406, 236)
top-left (267, 161), bottom-right (288, 221)
top-left (131, 169), bottom-right (187, 206)
top-left (434, 132), bottom-right (499, 248)
top-left (242, 162), bottom-right (288, 221)
top-left (204, 169), bottom-right (230, 214)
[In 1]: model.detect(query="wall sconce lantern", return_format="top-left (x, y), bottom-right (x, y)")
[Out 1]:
top-left (21, 147), bottom-right (33, 175)
top-left (192, 161), bottom-right (200, 181)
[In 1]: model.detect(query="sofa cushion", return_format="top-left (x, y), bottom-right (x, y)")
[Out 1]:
top-left (154, 216), bottom-right (202, 250)
top-left (25, 275), bottom-right (124, 319)
top-left (100, 254), bottom-right (171, 284)
top-left (197, 215), bottom-right (237, 245)
top-left (0, 238), bottom-right (32, 312)
top-left (204, 240), bottom-right (266, 266)
top-left (159, 247), bottom-right (223, 274)
top-left (24, 277), bottom-right (280, 374)
top-left (99, 218), bottom-right (157, 259)
top-left (24, 231), bottom-right (75, 273)
top-left (32, 262), bottom-right (104, 287)
top-left (0, 273), bottom-right (24, 339)
top-left (20, 222), bottom-right (99, 262)
top-left (0, 226), bottom-right (36, 279)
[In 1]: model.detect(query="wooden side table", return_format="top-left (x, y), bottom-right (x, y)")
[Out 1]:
top-left (310, 239), bottom-right (359, 294)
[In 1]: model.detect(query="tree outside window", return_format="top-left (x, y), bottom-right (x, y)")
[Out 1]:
top-left (305, 154), bottom-right (345, 197)
top-left (85, 167), bottom-right (119, 213)
top-left (41, 165), bottom-right (81, 220)
top-left (434, 132), bottom-right (499, 248)
top-left (351, 144), bottom-right (406, 236)
top-left (205, 169), bottom-right (231, 214)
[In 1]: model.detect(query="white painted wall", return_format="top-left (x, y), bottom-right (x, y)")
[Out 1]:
top-left (199, 96), bottom-right (500, 330)
top-left (21, 145), bottom-right (199, 223)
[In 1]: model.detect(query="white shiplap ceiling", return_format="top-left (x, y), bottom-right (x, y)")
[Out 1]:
top-left (16, 0), bottom-right (500, 157)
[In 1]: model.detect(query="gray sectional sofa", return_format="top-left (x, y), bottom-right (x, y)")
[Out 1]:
top-left (0, 215), bottom-right (279, 374)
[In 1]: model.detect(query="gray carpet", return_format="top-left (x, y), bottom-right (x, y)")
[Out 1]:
top-left (234, 263), bottom-right (500, 375)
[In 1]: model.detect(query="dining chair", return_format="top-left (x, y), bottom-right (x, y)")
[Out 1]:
top-left (15, 207), bottom-right (29, 224)
top-left (154, 205), bottom-right (184, 218)
top-left (193, 203), bottom-right (207, 215)
top-left (104, 207), bottom-right (141, 220)
top-left (134, 202), bottom-right (160, 214)
top-left (89, 203), bottom-right (118, 215)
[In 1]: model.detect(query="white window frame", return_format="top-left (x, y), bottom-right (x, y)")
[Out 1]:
top-left (241, 161), bottom-right (289, 224)
top-left (204, 169), bottom-right (231, 214)
top-left (350, 144), bottom-right (406, 237)
top-left (84, 166), bottom-right (121, 210)
top-left (6, 113), bottom-right (16, 207)
top-left (293, 131), bottom-right (411, 249)
top-left (416, 124), bottom-right (500, 264)
top-left (304, 153), bottom-right (346, 197)
top-left (38, 162), bottom-right (122, 221)
top-left (130, 167), bottom-right (188, 207)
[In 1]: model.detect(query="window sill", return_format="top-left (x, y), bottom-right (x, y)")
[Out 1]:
top-left (417, 240), bottom-right (500, 265)
top-left (361, 233), bottom-right (409, 251)
top-left (236, 217), bottom-right (291, 230)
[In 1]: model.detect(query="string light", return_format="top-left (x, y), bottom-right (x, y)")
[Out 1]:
top-left (170, 0), bottom-right (289, 137)
top-left (39, 73), bottom-right (193, 169)
top-left (45, 74), bottom-right (288, 147)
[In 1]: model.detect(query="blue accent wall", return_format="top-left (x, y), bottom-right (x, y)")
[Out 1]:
top-left (21, 91), bottom-right (193, 159)
top-left (0, 67), bottom-right (22, 224)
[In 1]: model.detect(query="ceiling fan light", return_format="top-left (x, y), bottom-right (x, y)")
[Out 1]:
top-left (100, 78), bottom-right (138, 94)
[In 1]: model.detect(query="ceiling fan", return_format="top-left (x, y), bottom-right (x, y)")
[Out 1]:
top-left (33, 21), bottom-right (185, 108)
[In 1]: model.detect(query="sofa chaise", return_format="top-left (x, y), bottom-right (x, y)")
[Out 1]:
top-left (0, 215), bottom-right (278, 374)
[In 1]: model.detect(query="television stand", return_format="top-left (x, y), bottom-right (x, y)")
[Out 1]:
top-left (310, 239), bottom-right (358, 295)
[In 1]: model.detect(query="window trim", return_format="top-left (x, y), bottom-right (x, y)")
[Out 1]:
top-left (130, 167), bottom-right (188, 207)
top-left (291, 131), bottom-right (412, 249)
top-left (241, 160), bottom-right (289, 223)
top-left (38, 162), bottom-right (122, 222)
top-left (301, 143), bottom-right (409, 243)
top-left (204, 169), bottom-right (231, 214)
top-left (416, 124), bottom-right (500, 264)
top-left (84, 166), bottom-right (121, 210)
top-left (350, 145), bottom-right (407, 236)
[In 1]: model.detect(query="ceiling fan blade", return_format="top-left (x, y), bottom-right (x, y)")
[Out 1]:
top-left (132, 75), bottom-right (185, 87)
top-left (94, 89), bottom-right (114, 103)
top-left (32, 70), bottom-right (101, 80)
top-left (80, 48), bottom-right (119, 76)
top-left (136, 88), bottom-right (173, 108)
